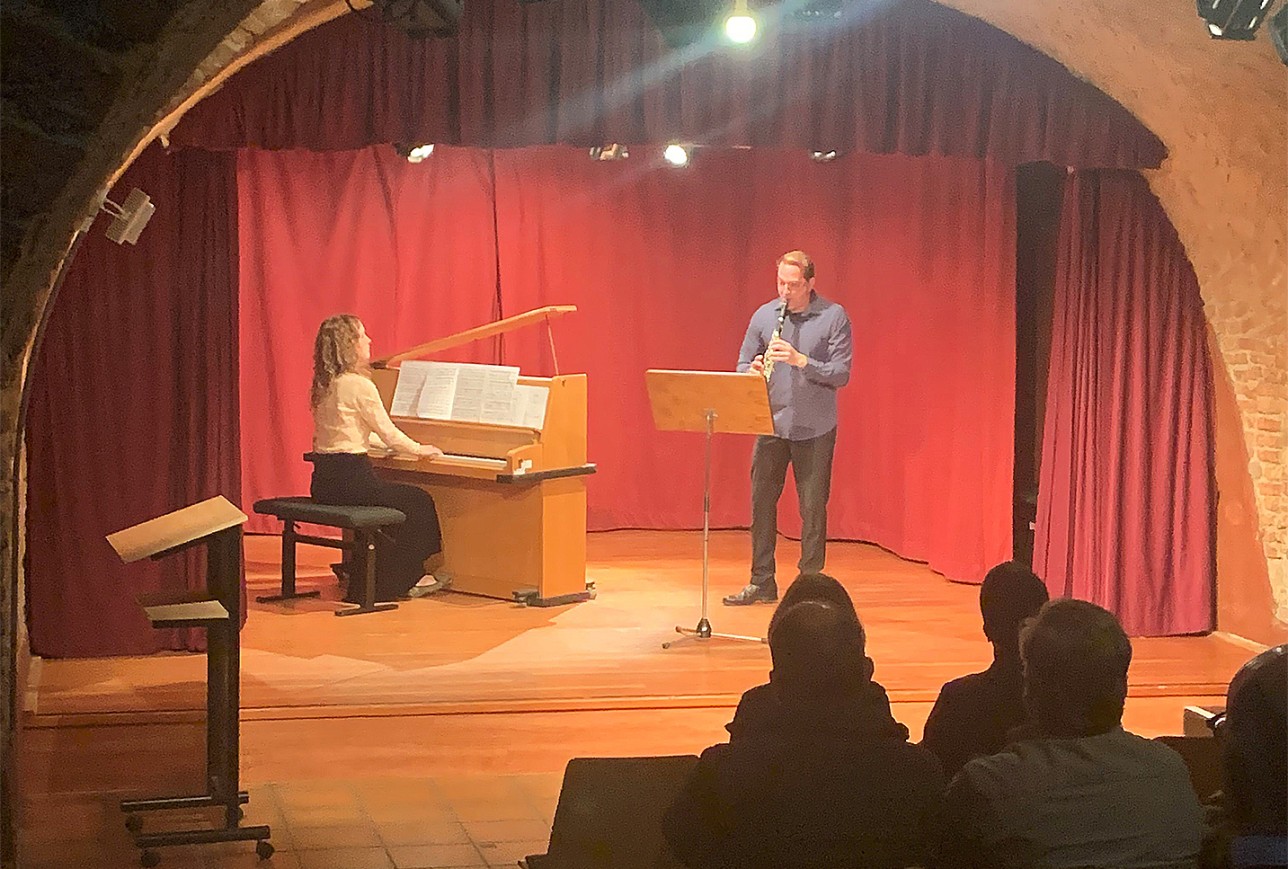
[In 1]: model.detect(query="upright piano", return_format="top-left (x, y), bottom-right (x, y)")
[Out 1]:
top-left (367, 306), bottom-right (596, 606)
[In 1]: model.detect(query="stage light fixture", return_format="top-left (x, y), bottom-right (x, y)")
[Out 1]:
top-left (1271, 3), bottom-right (1288, 63)
top-left (725, 0), bottom-right (757, 43)
top-left (99, 188), bottom-right (155, 246)
top-left (1196, 0), bottom-right (1276, 39)
top-left (349, 0), bottom-right (462, 38)
top-left (395, 143), bottom-right (435, 162)
top-left (810, 150), bottom-right (838, 162)
top-left (663, 144), bottom-right (690, 167)
top-left (792, 0), bottom-right (844, 22)
top-left (589, 143), bottom-right (629, 161)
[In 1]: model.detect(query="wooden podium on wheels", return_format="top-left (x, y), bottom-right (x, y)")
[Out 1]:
top-left (106, 496), bottom-right (272, 867)
top-left (645, 370), bottom-right (775, 648)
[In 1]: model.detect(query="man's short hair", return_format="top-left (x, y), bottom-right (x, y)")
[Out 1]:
top-left (769, 600), bottom-right (861, 704)
top-left (1021, 599), bottom-right (1132, 737)
top-left (777, 249), bottom-right (815, 281)
top-left (979, 561), bottom-right (1049, 646)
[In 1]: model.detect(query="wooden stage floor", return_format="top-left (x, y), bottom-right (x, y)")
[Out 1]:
top-left (26, 530), bottom-right (1254, 728)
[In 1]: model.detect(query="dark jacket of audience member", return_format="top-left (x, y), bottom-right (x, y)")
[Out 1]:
top-left (921, 561), bottom-right (1049, 778)
top-left (665, 599), bottom-right (944, 869)
top-left (937, 599), bottom-right (1203, 869)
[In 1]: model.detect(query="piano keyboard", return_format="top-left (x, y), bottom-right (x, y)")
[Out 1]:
top-left (437, 453), bottom-right (508, 471)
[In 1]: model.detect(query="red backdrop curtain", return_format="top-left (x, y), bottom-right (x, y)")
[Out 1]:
top-left (170, 0), bottom-right (1164, 170)
top-left (237, 145), bottom-right (502, 532)
top-left (25, 0), bottom-right (1219, 656)
top-left (24, 145), bottom-right (241, 656)
top-left (236, 145), bottom-right (1016, 582)
top-left (1034, 171), bottom-right (1215, 636)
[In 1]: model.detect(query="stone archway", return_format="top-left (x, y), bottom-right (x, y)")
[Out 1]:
top-left (3, 1), bottom-right (1284, 862)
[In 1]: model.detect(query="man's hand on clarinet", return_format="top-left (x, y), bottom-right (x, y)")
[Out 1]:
top-left (766, 337), bottom-right (807, 369)
top-left (750, 354), bottom-right (766, 374)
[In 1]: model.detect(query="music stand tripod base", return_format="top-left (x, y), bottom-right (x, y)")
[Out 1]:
top-left (663, 618), bottom-right (766, 648)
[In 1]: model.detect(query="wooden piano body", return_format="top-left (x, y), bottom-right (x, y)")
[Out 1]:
top-left (367, 307), bottom-right (594, 605)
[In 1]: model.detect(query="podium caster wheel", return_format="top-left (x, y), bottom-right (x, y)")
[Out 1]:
top-left (256, 840), bottom-right (275, 859)
top-left (140, 849), bottom-right (160, 867)
top-left (125, 814), bottom-right (143, 833)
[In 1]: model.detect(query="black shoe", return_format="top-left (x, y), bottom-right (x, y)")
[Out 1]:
top-left (722, 583), bottom-right (778, 606)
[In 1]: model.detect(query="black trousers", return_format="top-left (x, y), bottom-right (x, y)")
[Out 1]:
top-left (309, 453), bottom-right (442, 601)
top-left (749, 428), bottom-right (837, 587)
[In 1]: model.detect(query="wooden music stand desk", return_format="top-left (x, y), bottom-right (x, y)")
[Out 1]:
top-left (107, 496), bottom-right (273, 866)
top-left (645, 370), bottom-right (774, 648)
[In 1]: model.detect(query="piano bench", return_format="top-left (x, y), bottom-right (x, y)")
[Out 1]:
top-left (253, 497), bottom-right (406, 617)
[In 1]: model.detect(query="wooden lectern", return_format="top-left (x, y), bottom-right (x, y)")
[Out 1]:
top-left (107, 496), bottom-right (273, 866)
top-left (644, 370), bottom-right (775, 648)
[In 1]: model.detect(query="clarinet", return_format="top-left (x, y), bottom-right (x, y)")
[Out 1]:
top-left (762, 302), bottom-right (788, 380)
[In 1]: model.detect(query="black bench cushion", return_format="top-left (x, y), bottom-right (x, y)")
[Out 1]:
top-left (253, 497), bottom-right (405, 529)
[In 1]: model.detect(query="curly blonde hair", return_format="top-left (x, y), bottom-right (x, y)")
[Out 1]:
top-left (311, 314), bottom-right (366, 409)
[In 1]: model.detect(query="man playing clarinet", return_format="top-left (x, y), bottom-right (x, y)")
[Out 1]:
top-left (725, 250), bottom-right (853, 605)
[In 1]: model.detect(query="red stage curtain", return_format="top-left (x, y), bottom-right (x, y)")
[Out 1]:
top-left (24, 145), bottom-right (242, 657)
top-left (492, 147), bottom-right (1015, 582)
top-left (170, 0), bottom-right (1164, 170)
top-left (1035, 171), bottom-right (1215, 636)
top-left (236, 145), bottom-right (501, 531)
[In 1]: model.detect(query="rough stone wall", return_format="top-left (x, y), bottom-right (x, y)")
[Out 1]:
top-left (0, 3), bottom-right (263, 861)
top-left (943, 0), bottom-right (1288, 629)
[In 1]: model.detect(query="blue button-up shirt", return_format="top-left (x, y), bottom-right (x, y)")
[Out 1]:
top-left (737, 292), bottom-right (853, 440)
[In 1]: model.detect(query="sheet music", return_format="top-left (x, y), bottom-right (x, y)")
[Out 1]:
top-left (391, 361), bottom-right (434, 416)
top-left (510, 384), bottom-right (549, 428)
top-left (410, 361), bottom-right (522, 423)
top-left (477, 366), bottom-right (522, 424)
top-left (414, 363), bottom-right (462, 420)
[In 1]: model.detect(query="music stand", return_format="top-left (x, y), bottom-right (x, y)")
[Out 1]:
top-left (107, 496), bottom-right (273, 866)
top-left (645, 370), bottom-right (775, 648)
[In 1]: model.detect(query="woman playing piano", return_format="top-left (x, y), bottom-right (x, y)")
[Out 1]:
top-left (309, 314), bottom-right (449, 601)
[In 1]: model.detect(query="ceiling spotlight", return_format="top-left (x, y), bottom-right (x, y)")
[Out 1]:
top-left (810, 150), bottom-right (839, 162)
top-left (407, 143), bottom-right (435, 162)
top-left (724, 0), bottom-right (757, 43)
top-left (1196, 0), bottom-right (1275, 39)
top-left (99, 188), bottom-right (155, 245)
top-left (357, 0), bottom-right (462, 38)
top-left (589, 143), bottom-right (630, 161)
top-left (663, 144), bottom-right (690, 167)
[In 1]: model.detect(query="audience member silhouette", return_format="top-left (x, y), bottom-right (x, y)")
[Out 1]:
top-left (1206, 643), bottom-right (1287, 869)
top-left (664, 598), bottom-right (943, 868)
top-left (936, 598), bottom-right (1203, 869)
top-left (726, 573), bottom-right (907, 743)
top-left (921, 561), bottom-right (1049, 777)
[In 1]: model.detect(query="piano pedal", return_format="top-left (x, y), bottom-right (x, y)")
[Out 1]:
top-left (511, 582), bottom-right (596, 608)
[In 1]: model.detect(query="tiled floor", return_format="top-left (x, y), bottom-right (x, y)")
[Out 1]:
top-left (20, 773), bottom-right (562, 869)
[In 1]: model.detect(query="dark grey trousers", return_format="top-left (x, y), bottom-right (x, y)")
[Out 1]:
top-left (749, 427), bottom-right (837, 587)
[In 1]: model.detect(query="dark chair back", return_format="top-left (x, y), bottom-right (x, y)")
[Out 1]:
top-left (527, 755), bottom-right (697, 869)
